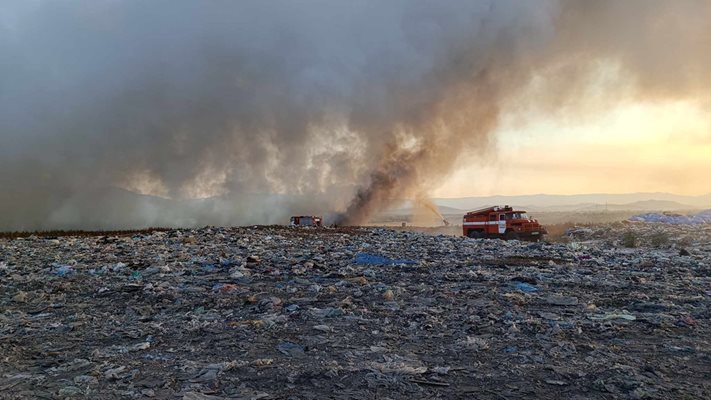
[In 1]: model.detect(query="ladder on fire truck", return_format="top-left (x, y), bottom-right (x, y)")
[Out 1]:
top-left (466, 205), bottom-right (503, 215)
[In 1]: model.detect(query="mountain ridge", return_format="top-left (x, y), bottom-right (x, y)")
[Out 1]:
top-left (433, 192), bottom-right (711, 211)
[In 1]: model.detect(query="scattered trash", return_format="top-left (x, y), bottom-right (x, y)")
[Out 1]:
top-left (538, 311), bottom-right (561, 321)
top-left (545, 379), bottom-right (569, 386)
top-left (511, 276), bottom-right (538, 285)
top-left (410, 378), bottom-right (450, 387)
top-left (0, 224), bottom-right (707, 398)
top-left (545, 295), bottom-right (579, 306)
top-left (212, 283), bottom-right (238, 293)
top-left (277, 342), bottom-right (305, 357)
top-left (308, 307), bottom-right (344, 319)
top-left (589, 312), bottom-right (637, 321)
top-left (432, 366), bottom-right (451, 375)
top-left (354, 253), bottom-right (417, 265)
top-left (12, 291), bottom-right (28, 303)
top-left (313, 325), bottom-right (331, 333)
top-left (630, 210), bottom-right (711, 225)
top-left (565, 227), bottom-right (594, 238)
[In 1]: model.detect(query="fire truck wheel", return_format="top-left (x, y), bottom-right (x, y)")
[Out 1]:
top-left (505, 230), bottom-right (519, 240)
top-left (467, 231), bottom-right (484, 239)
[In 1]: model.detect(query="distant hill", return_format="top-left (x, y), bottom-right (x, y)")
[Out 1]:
top-left (576, 200), bottom-right (695, 211)
top-left (433, 193), bottom-right (711, 212)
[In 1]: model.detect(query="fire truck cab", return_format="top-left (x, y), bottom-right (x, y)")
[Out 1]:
top-left (463, 206), bottom-right (546, 241)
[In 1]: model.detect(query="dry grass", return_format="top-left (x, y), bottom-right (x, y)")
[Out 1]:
top-left (542, 222), bottom-right (578, 243)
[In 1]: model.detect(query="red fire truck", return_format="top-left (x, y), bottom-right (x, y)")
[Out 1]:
top-left (290, 216), bottom-right (323, 227)
top-left (463, 206), bottom-right (546, 241)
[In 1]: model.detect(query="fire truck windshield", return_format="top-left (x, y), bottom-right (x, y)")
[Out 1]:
top-left (507, 213), bottom-right (529, 219)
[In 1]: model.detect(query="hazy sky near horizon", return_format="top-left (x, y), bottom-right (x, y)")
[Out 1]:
top-left (435, 99), bottom-right (711, 197)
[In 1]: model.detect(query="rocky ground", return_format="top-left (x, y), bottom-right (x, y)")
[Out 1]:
top-left (0, 223), bottom-right (709, 399)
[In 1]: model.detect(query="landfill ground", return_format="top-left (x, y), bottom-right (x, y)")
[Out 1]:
top-left (1, 223), bottom-right (709, 399)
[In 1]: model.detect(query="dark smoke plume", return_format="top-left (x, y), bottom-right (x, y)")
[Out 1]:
top-left (1, 1), bottom-right (709, 230)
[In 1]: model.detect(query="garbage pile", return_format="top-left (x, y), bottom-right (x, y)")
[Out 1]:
top-left (630, 210), bottom-right (711, 224)
top-left (1, 225), bottom-right (709, 399)
top-left (565, 220), bottom-right (711, 249)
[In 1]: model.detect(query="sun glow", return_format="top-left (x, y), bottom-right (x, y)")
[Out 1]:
top-left (435, 100), bottom-right (711, 197)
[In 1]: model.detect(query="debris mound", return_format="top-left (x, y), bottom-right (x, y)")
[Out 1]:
top-left (630, 210), bottom-right (711, 225)
top-left (1, 224), bottom-right (709, 398)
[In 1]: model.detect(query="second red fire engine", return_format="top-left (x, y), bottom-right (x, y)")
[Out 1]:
top-left (463, 206), bottom-right (546, 241)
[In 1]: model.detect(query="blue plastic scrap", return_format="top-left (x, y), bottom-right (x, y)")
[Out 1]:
top-left (277, 341), bottom-right (305, 357)
top-left (284, 304), bottom-right (300, 313)
top-left (512, 282), bottom-right (538, 293)
top-left (504, 346), bottom-right (518, 353)
top-left (200, 263), bottom-right (216, 272)
top-left (354, 253), bottom-right (417, 266)
top-left (51, 263), bottom-right (74, 277)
